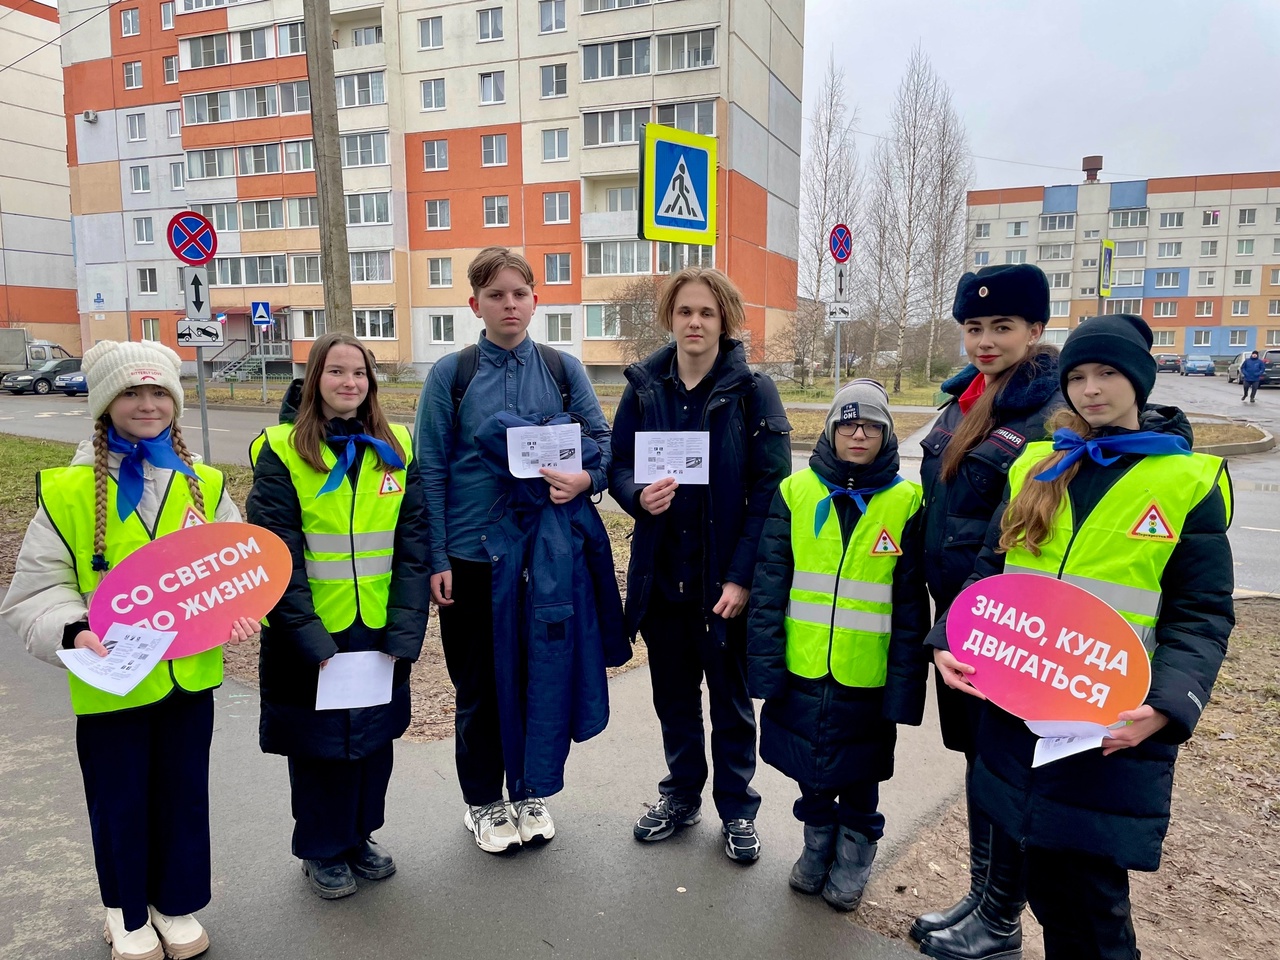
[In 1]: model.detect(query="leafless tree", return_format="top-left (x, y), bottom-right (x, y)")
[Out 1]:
top-left (610, 276), bottom-right (669, 365)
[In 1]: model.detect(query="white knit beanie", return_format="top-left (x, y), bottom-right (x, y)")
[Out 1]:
top-left (84, 340), bottom-right (185, 421)
top-left (825, 379), bottom-right (895, 446)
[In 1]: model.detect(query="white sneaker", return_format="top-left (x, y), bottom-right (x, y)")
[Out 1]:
top-left (515, 797), bottom-right (556, 844)
top-left (103, 909), bottom-right (163, 960)
top-left (463, 800), bottom-right (522, 853)
top-left (148, 906), bottom-right (210, 959)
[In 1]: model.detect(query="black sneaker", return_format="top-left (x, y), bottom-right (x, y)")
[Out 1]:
top-left (722, 819), bottom-right (762, 863)
top-left (634, 795), bottom-right (701, 841)
top-left (301, 856), bottom-right (358, 899)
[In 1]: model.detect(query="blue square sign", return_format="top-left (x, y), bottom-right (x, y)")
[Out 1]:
top-left (641, 124), bottom-right (717, 245)
top-left (251, 301), bottom-right (272, 325)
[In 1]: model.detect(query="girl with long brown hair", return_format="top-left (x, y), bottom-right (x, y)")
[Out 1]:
top-left (248, 333), bottom-right (430, 901)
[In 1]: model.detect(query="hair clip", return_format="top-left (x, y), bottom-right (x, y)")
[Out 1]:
top-left (91, 554), bottom-right (110, 572)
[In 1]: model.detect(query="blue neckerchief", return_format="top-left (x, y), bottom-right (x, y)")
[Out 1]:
top-left (317, 433), bottom-right (405, 496)
top-left (813, 475), bottom-right (904, 537)
top-left (1033, 427), bottom-right (1191, 482)
top-left (106, 425), bottom-right (198, 522)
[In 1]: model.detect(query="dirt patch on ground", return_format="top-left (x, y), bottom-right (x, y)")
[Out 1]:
top-left (857, 596), bottom-right (1280, 960)
top-left (1191, 423), bottom-right (1267, 447)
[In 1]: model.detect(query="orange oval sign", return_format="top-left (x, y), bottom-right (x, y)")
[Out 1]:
top-left (88, 522), bottom-right (292, 659)
top-left (946, 573), bottom-right (1152, 724)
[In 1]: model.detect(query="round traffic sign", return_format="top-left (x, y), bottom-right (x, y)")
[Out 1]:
top-left (167, 211), bottom-right (218, 266)
top-left (829, 223), bottom-right (852, 263)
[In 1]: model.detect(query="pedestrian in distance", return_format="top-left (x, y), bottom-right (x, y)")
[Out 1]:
top-left (1240, 349), bottom-right (1264, 402)
top-left (0, 340), bottom-right (256, 960)
top-left (747, 380), bottom-right (931, 911)
top-left (414, 246), bottom-right (614, 855)
top-left (608, 266), bottom-right (792, 863)
top-left (247, 333), bottom-right (430, 900)
top-left (924, 313), bottom-right (1233, 960)
top-left (913, 263), bottom-right (1062, 954)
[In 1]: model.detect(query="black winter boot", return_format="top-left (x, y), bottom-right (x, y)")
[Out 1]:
top-left (920, 828), bottom-right (1026, 960)
top-left (789, 823), bottom-right (837, 894)
top-left (910, 803), bottom-right (993, 940)
top-left (820, 826), bottom-right (877, 912)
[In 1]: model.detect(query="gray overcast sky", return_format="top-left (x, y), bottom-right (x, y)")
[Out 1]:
top-left (803, 0), bottom-right (1280, 189)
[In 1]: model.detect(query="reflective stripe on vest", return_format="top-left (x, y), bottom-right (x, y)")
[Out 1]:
top-left (251, 422), bottom-right (412, 633)
top-left (1005, 441), bottom-right (1229, 656)
top-left (38, 463), bottom-right (226, 716)
top-left (780, 468), bottom-right (922, 688)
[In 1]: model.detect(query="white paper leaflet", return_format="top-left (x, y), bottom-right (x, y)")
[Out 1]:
top-left (506, 423), bottom-right (583, 479)
top-left (634, 431), bottom-right (711, 485)
top-left (56, 622), bottom-right (178, 697)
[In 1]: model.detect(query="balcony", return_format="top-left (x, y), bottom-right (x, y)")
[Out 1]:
top-left (581, 210), bottom-right (638, 240)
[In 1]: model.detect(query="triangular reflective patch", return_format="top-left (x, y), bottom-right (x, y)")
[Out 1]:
top-left (181, 505), bottom-right (207, 527)
top-left (658, 153), bottom-right (705, 222)
top-left (869, 526), bottom-right (902, 556)
top-left (379, 471), bottom-right (403, 496)
top-left (1128, 501), bottom-right (1177, 541)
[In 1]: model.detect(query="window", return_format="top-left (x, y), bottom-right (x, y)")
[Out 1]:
top-left (278, 22), bottom-right (306, 55)
top-left (428, 258), bottom-right (452, 287)
top-left (539, 0), bottom-right (566, 32)
top-left (341, 132), bottom-right (388, 167)
top-left (123, 61), bottom-right (142, 89)
top-left (187, 34), bottom-right (228, 67)
top-left (1270, 301), bottom-right (1280, 318)
top-left (1040, 214), bottom-right (1074, 231)
top-left (1157, 242), bottom-right (1181, 258)
top-left (241, 199), bottom-right (284, 230)
top-left (1238, 239), bottom-right (1255, 256)
top-left (353, 26), bottom-right (383, 46)
top-left (586, 240), bottom-right (649, 275)
top-left (657, 29), bottom-right (716, 71)
top-left (209, 258), bottom-right (241, 286)
top-left (421, 78), bottom-right (445, 110)
top-left (544, 253), bottom-right (571, 284)
top-left (1114, 269), bottom-right (1144, 287)
top-left (1153, 301), bottom-right (1177, 318)
top-left (237, 28), bottom-right (267, 61)
top-left (541, 64), bottom-right (567, 98)
top-left (138, 268), bottom-right (158, 294)
top-left (354, 309), bottom-right (395, 339)
top-left (1193, 330), bottom-right (1211, 347)
top-left (1006, 221), bottom-right (1028, 237)
top-left (336, 72), bottom-right (386, 107)
top-left (350, 250), bottom-right (392, 282)
top-left (423, 139), bottom-right (448, 170)
top-left (426, 199), bottom-right (450, 230)
top-left (126, 113), bottom-right (146, 141)
top-left (973, 251), bottom-right (990, 267)
top-left (1111, 210), bottom-right (1147, 228)
top-left (1048, 272), bottom-right (1070, 289)
top-left (1079, 286), bottom-right (1096, 297)
top-left (1158, 211), bottom-right (1183, 228)
top-left (430, 314), bottom-right (454, 343)
top-left (235, 85), bottom-right (278, 119)
top-left (585, 304), bottom-right (622, 338)
top-left (481, 134), bottom-right (507, 166)
top-left (1105, 299), bottom-right (1142, 315)
top-left (121, 9), bottom-right (139, 37)
top-left (1274, 239), bottom-right (1280, 256)
top-left (1041, 329), bottom-right (1069, 346)
top-left (607, 187), bottom-right (637, 212)
top-left (284, 139), bottom-right (314, 172)
top-left (291, 255), bottom-right (320, 284)
top-left (1081, 257), bottom-right (1098, 269)
top-left (1154, 271), bottom-right (1179, 288)
top-left (478, 8), bottom-right (504, 41)
top-left (1049, 301), bottom-right (1070, 318)
top-left (280, 81), bottom-right (311, 114)
top-left (1269, 330), bottom-right (1280, 346)
top-left (1083, 229), bottom-right (1100, 240)
top-left (975, 223), bottom-right (990, 239)
top-left (479, 71), bottom-right (505, 104)
top-left (169, 161), bottom-right (184, 189)
top-left (1273, 269), bottom-right (1280, 286)
top-left (1234, 269), bottom-right (1253, 286)
top-left (129, 165), bottom-right (150, 192)
top-left (1038, 243), bottom-right (1071, 261)
top-left (296, 309), bottom-right (325, 339)
top-left (237, 143), bottom-right (281, 175)
top-left (164, 55), bottom-right (178, 83)
top-left (419, 17), bottom-right (442, 50)
top-left (1232, 300), bottom-right (1249, 317)
top-left (585, 108), bottom-right (648, 145)
top-left (544, 191), bottom-right (570, 224)
top-left (546, 313), bottom-right (572, 344)
top-left (1195, 300), bottom-right (1213, 317)
top-left (1203, 209), bottom-right (1220, 226)
top-left (1239, 208), bottom-right (1256, 225)
top-left (658, 242), bottom-right (713, 273)
top-left (1230, 329), bottom-right (1248, 346)
top-left (1198, 270), bottom-right (1216, 287)
top-left (183, 91), bottom-right (231, 124)
top-left (287, 197), bottom-right (319, 227)
top-left (483, 195), bottom-right (510, 227)
top-left (582, 39), bottom-right (651, 80)
top-left (1005, 250), bottom-right (1026, 265)
top-left (346, 192), bottom-right (389, 225)
top-left (140, 318), bottom-right (160, 341)
top-left (542, 128), bottom-right (569, 161)
top-left (133, 217), bottom-right (153, 243)
top-left (584, 0), bottom-right (651, 8)
top-left (1115, 240), bottom-right (1145, 257)
top-left (161, 2), bottom-right (173, 29)
top-left (1152, 331), bottom-right (1175, 347)
top-left (1201, 240), bottom-right (1218, 257)
top-left (166, 109), bottom-right (180, 137)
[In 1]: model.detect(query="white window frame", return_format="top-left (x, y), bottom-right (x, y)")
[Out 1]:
top-left (542, 128), bottom-right (569, 162)
top-left (1038, 243), bottom-right (1072, 261)
top-left (345, 192), bottom-right (389, 226)
top-left (1111, 209), bottom-right (1148, 228)
top-left (336, 71), bottom-right (386, 108)
top-left (141, 317), bottom-right (161, 341)
top-left (1203, 210), bottom-right (1220, 227)
top-left (1157, 242), bottom-right (1181, 258)
top-left (544, 253), bottom-right (571, 284)
top-left (1049, 301), bottom-right (1070, 318)
top-left (585, 108), bottom-right (648, 146)
top-left (1048, 272), bottom-right (1070, 289)
top-left (1114, 269), bottom-right (1144, 288)
top-left (353, 308), bottom-right (395, 339)
top-left (129, 165), bottom-right (150, 193)
top-left (1192, 330), bottom-right (1212, 347)
top-left (280, 81), bottom-right (311, 115)
top-left (1152, 301), bottom-right (1177, 318)
top-left (656, 28), bottom-right (716, 72)
top-left (1231, 300), bottom-right (1249, 317)
top-left (1269, 301), bottom-right (1280, 318)
top-left (546, 312), bottom-right (572, 344)
top-left (295, 309), bottom-right (326, 339)
top-left (126, 112), bottom-right (146, 142)
top-left (418, 17), bottom-right (442, 50)
top-left (544, 191), bottom-right (570, 224)
top-left (240, 199), bottom-right (284, 231)
top-left (164, 55), bottom-right (178, 84)
top-left (477, 7), bottom-right (504, 42)
top-left (430, 313), bottom-right (454, 344)
top-left (1195, 300), bottom-right (1213, 318)
top-left (169, 161), bottom-right (184, 189)
top-left (1105, 298), bottom-right (1143, 315)
top-left (1083, 229), bottom-right (1100, 239)
top-left (1039, 214), bottom-right (1074, 232)
top-left (1229, 329), bottom-right (1248, 347)
top-left (585, 304), bottom-right (622, 339)
top-left (1201, 240), bottom-right (1218, 257)
top-left (585, 240), bottom-right (650, 275)
top-left (133, 217), bottom-right (153, 244)
top-left (539, 0), bottom-right (566, 34)
top-left (428, 258), bottom-right (452, 288)
top-left (287, 197), bottom-right (320, 228)
top-left (121, 9), bottom-right (140, 37)
top-left (1158, 212), bottom-right (1184, 229)
top-left (1154, 271), bottom-right (1179, 289)
top-left (1006, 221), bottom-right (1028, 237)
top-left (123, 61), bottom-right (143, 89)
top-left (973, 251), bottom-right (990, 267)
top-left (974, 223), bottom-right (990, 239)
top-left (423, 139), bottom-right (448, 171)
top-left (284, 139), bottom-right (315, 172)
top-left (1237, 238), bottom-right (1255, 256)
top-left (1005, 250), bottom-right (1027, 265)
top-left (658, 243), bottom-right (713, 273)
top-left (1198, 270), bottom-right (1216, 287)
top-left (582, 38), bottom-right (651, 80)
top-left (1239, 208), bottom-right (1257, 226)
top-left (166, 109), bottom-right (180, 137)
top-left (481, 134), bottom-right (507, 167)
top-left (349, 250), bottom-right (392, 283)
top-left (425, 199), bottom-right (451, 230)
top-left (1152, 330), bottom-right (1175, 346)
top-left (1234, 269), bottom-right (1253, 286)
top-left (236, 143), bottom-right (281, 176)
top-left (479, 71), bottom-right (505, 105)
top-left (161, 2), bottom-right (173, 30)
top-left (235, 28), bottom-right (268, 63)
top-left (138, 267), bottom-right (158, 294)
top-left (1115, 240), bottom-right (1145, 258)
top-left (483, 195), bottom-right (510, 227)
top-left (291, 255), bottom-right (320, 284)
top-left (352, 26), bottom-right (383, 46)
top-left (541, 63), bottom-right (567, 99)
top-left (277, 22), bottom-right (306, 55)
top-left (606, 187), bottom-right (637, 212)
top-left (340, 132), bottom-right (389, 168)
top-left (421, 78), bottom-right (446, 111)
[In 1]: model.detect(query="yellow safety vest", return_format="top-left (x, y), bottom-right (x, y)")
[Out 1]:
top-left (250, 422), bottom-right (412, 632)
top-left (1004, 441), bottom-right (1232, 653)
top-left (780, 469), bottom-right (923, 688)
top-left (39, 462), bottom-right (226, 716)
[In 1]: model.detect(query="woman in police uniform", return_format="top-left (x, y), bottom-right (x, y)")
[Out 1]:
top-left (924, 315), bottom-right (1233, 960)
top-left (248, 332), bottom-right (430, 901)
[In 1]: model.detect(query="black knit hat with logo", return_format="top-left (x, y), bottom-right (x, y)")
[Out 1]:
top-left (1058, 313), bottom-right (1157, 410)
top-left (952, 264), bottom-right (1051, 324)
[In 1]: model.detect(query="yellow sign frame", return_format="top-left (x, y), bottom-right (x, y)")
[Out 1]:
top-left (639, 124), bottom-right (717, 245)
top-left (1098, 239), bottom-right (1115, 298)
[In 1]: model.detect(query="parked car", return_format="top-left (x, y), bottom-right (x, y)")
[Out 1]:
top-left (54, 370), bottom-right (88, 396)
top-left (1154, 354), bottom-right (1182, 373)
top-left (1228, 349), bottom-right (1280, 385)
top-left (1, 357), bottom-right (82, 395)
top-left (1181, 355), bottom-right (1216, 376)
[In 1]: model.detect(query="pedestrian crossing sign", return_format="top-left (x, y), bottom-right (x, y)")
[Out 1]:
top-left (640, 123), bottom-right (717, 245)
top-left (1128, 501), bottom-right (1177, 541)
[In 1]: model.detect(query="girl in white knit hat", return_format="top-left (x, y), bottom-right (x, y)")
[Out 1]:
top-left (1, 340), bottom-right (258, 960)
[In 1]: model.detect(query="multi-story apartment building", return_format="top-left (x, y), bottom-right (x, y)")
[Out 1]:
top-left (967, 163), bottom-right (1280, 359)
top-left (59, 0), bottom-right (804, 381)
top-left (1, 0), bottom-right (78, 349)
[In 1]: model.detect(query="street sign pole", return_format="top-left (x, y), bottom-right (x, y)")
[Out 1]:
top-left (194, 346), bottom-right (210, 465)
top-left (260, 324), bottom-right (268, 404)
top-left (829, 225), bottom-right (853, 393)
top-left (169, 212), bottom-right (219, 469)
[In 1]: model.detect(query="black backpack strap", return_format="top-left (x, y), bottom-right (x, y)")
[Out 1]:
top-left (535, 342), bottom-right (573, 412)
top-left (451, 344), bottom-right (480, 414)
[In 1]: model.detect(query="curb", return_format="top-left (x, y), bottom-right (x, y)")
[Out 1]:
top-left (1193, 424), bottom-right (1275, 457)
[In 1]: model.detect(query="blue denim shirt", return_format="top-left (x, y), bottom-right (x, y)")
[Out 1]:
top-left (415, 333), bottom-right (612, 572)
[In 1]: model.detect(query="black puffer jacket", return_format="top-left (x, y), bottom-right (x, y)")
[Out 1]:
top-left (926, 405), bottom-right (1234, 871)
top-left (746, 433), bottom-right (932, 789)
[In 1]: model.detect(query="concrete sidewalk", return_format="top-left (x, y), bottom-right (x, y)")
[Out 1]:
top-left (0, 619), bottom-right (961, 960)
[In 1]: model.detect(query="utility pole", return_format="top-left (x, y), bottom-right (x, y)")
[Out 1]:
top-left (304, 0), bottom-right (353, 334)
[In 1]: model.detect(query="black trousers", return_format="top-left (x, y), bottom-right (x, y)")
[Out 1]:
top-left (287, 741), bottom-right (394, 860)
top-left (794, 781), bottom-right (884, 841)
top-left (76, 689), bottom-right (214, 932)
top-left (641, 599), bottom-right (760, 821)
top-left (437, 557), bottom-right (507, 806)
top-left (1243, 380), bottom-right (1259, 400)
top-left (1027, 847), bottom-right (1139, 960)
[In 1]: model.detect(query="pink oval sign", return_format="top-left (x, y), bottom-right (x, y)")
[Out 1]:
top-left (946, 573), bottom-right (1152, 724)
top-left (89, 522), bottom-right (292, 659)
